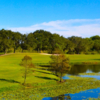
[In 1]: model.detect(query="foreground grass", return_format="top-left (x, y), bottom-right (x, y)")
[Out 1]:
top-left (0, 53), bottom-right (53, 88)
top-left (0, 78), bottom-right (100, 99)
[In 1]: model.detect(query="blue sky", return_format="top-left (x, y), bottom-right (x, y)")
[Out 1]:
top-left (0, 0), bottom-right (100, 37)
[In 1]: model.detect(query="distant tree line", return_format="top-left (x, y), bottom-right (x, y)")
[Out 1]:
top-left (0, 29), bottom-right (100, 54)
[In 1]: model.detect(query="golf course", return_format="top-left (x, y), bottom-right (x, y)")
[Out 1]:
top-left (0, 53), bottom-right (100, 99)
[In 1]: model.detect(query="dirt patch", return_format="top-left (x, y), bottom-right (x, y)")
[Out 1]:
top-left (40, 53), bottom-right (60, 56)
top-left (40, 53), bottom-right (51, 55)
top-left (0, 53), bottom-right (13, 56)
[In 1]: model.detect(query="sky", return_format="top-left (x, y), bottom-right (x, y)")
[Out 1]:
top-left (0, 0), bottom-right (100, 38)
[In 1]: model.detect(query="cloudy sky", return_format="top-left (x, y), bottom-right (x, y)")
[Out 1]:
top-left (0, 0), bottom-right (100, 38)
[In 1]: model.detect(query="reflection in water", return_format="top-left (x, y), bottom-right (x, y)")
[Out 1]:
top-left (68, 64), bottom-right (100, 75)
top-left (51, 94), bottom-right (71, 100)
top-left (45, 64), bottom-right (100, 76)
top-left (43, 88), bottom-right (100, 100)
top-left (80, 75), bottom-right (100, 80)
top-left (62, 64), bottom-right (100, 80)
top-left (43, 64), bottom-right (100, 100)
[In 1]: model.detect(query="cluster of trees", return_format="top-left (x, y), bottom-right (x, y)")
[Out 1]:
top-left (0, 29), bottom-right (100, 54)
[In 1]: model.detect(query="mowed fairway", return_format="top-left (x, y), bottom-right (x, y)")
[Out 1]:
top-left (0, 53), bottom-right (100, 89)
top-left (0, 53), bottom-right (56, 88)
top-left (67, 54), bottom-right (100, 63)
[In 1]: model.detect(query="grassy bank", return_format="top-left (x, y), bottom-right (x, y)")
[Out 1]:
top-left (0, 53), bottom-right (100, 99)
top-left (0, 53), bottom-right (100, 87)
top-left (0, 53), bottom-right (58, 89)
top-left (0, 78), bottom-right (100, 99)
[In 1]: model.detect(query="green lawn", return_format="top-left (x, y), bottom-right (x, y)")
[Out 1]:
top-left (0, 53), bottom-right (100, 99)
top-left (66, 54), bottom-right (100, 63)
top-left (0, 53), bottom-right (57, 88)
top-left (0, 53), bottom-right (100, 88)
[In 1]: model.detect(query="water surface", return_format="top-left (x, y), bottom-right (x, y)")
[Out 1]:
top-left (66, 64), bottom-right (100, 80)
top-left (43, 88), bottom-right (100, 100)
top-left (43, 64), bottom-right (100, 100)
top-left (68, 64), bottom-right (100, 75)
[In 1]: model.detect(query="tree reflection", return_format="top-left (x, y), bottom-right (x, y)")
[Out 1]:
top-left (52, 94), bottom-right (71, 100)
top-left (68, 64), bottom-right (100, 75)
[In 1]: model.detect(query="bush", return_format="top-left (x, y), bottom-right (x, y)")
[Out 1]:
top-left (91, 51), bottom-right (98, 55)
top-left (7, 48), bottom-right (13, 53)
top-left (84, 51), bottom-right (91, 55)
top-left (16, 46), bottom-right (22, 52)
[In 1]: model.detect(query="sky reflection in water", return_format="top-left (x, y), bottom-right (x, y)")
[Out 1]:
top-left (43, 64), bottom-right (100, 100)
top-left (43, 88), bottom-right (100, 100)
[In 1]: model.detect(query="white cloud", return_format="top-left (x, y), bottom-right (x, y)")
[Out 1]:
top-left (8, 19), bottom-right (100, 38)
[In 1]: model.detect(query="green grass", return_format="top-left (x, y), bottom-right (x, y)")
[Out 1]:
top-left (0, 78), bottom-right (100, 99)
top-left (0, 53), bottom-right (58, 88)
top-left (79, 73), bottom-right (100, 76)
top-left (0, 53), bottom-right (100, 88)
top-left (0, 53), bottom-right (100, 99)
top-left (66, 54), bottom-right (100, 64)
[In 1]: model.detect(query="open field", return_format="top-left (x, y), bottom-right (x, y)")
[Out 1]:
top-left (0, 53), bottom-right (100, 99)
top-left (1, 53), bottom-right (100, 63)
top-left (0, 53), bottom-right (58, 89)
top-left (0, 53), bottom-right (100, 87)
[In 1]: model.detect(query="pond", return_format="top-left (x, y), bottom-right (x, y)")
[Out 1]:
top-left (0, 64), bottom-right (99, 99)
top-left (43, 88), bottom-right (100, 100)
top-left (68, 64), bottom-right (100, 75)
top-left (43, 64), bottom-right (100, 100)
top-left (64, 64), bottom-right (100, 80)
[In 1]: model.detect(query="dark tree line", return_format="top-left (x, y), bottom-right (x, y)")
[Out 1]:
top-left (0, 29), bottom-right (100, 54)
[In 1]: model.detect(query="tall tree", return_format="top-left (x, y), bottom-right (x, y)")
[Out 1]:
top-left (27, 33), bottom-right (37, 51)
top-left (20, 55), bottom-right (35, 85)
top-left (65, 39), bottom-right (75, 54)
top-left (58, 54), bottom-right (70, 82)
top-left (50, 54), bottom-right (71, 82)
top-left (82, 38), bottom-right (94, 53)
top-left (90, 35), bottom-right (100, 52)
top-left (68, 36), bottom-right (84, 54)
top-left (12, 32), bottom-right (21, 53)
top-left (92, 40), bottom-right (100, 52)
top-left (91, 35), bottom-right (100, 40)
top-left (49, 54), bottom-right (60, 76)
top-left (20, 34), bottom-right (28, 52)
top-left (49, 34), bottom-right (66, 53)
top-left (33, 30), bottom-right (52, 52)
top-left (0, 29), bottom-right (13, 54)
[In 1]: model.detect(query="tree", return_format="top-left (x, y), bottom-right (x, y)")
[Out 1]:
top-left (12, 32), bottom-right (21, 53)
top-left (0, 29), bottom-right (13, 54)
top-left (20, 34), bottom-right (28, 52)
top-left (58, 54), bottom-right (70, 82)
top-left (91, 35), bottom-right (100, 40)
top-left (33, 30), bottom-right (52, 53)
top-left (51, 34), bottom-right (66, 53)
top-left (20, 55), bottom-right (35, 85)
top-left (50, 54), bottom-right (71, 82)
top-left (92, 40), bottom-right (100, 52)
top-left (82, 38), bottom-right (94, 53)
top-left (68, 36), bottom-right (84, 54)
top-left (27, 33), bottom-right (37, 52)
top-left (49, 54), bottom-right (60, 76)
top-left (65, 39), bottom-right (75, 54)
